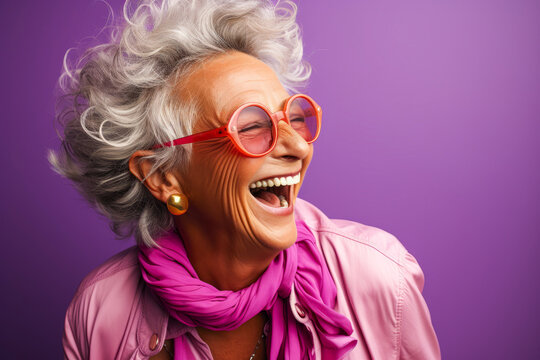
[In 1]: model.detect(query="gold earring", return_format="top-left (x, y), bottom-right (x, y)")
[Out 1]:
top-left (167, 194), bottom-right (188, 215)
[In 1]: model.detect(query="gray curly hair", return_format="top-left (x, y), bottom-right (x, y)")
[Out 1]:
top-left (48, 0), bottom-right (311, 246)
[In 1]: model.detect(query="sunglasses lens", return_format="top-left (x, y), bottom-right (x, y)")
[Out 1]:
top-left (233, 106), bottom-right (274, 155)
top-left (288, 97), bottom-right (319, 142)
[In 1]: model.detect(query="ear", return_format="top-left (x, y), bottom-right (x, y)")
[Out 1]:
top-left (129, 150), bottom-right (183, 204)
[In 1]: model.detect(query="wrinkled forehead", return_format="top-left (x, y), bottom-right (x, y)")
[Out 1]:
top-left (177, 51), bottom-right (289, 130)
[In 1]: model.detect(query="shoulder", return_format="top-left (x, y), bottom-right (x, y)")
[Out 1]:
top-left (71, 246), bottom-right (142, 308)
top-left (63, 247), bottom-right (145, 359)
top-left (294, 198), bottom-right (440, 359)
top-left (294, 198), bottom-right (410, 274)
top-left (295, 198), bottom-right (416, 310)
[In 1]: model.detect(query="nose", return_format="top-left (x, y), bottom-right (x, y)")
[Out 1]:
top-left (270, 116), bottom-right (311, 161)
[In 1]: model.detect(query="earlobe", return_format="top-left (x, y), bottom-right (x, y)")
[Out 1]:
top-left (128, 150), bottom-right (183, 203)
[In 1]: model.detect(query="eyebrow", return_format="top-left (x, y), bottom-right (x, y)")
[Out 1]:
top-left (219, 88), bottom-right (292, 119)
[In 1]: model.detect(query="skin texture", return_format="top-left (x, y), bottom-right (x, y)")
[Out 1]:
top-left (130, 51), bottom-right (314, 359)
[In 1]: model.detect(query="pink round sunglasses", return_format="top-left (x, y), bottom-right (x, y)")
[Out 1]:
top-left (153, 94), bottom-right (322, 157)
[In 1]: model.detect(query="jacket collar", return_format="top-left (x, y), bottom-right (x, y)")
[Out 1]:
top-left (135, 276), bottom-right (184, 356)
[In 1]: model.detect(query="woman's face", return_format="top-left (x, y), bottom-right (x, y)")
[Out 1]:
top-left (175, 51), bottom-right (313, 251)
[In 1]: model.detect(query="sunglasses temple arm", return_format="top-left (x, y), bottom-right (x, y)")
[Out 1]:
top-left (153, 126), bottom-right (229, 149)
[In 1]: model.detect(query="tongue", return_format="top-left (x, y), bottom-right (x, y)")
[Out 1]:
top-left (254, 190), bottom-right (281, 207)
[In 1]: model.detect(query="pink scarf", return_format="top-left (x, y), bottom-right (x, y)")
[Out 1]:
top-left (138, 220), bottom-right (357, 359)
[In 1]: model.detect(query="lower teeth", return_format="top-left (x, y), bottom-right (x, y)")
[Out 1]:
top-left (279, 195), bottom-right (288, 208)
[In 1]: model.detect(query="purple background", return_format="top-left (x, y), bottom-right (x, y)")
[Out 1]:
top-left (1, 0), bottom-right (539, 358)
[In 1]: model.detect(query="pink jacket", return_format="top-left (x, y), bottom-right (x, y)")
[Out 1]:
top-left (63, 199), bottom-right (441, 359)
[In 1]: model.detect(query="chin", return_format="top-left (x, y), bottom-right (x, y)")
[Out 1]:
top-left (252, 217), bottom-right (298, 251)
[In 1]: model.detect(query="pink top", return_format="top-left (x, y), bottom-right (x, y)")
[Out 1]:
top-left (62, 199), bottom-right (441, 359)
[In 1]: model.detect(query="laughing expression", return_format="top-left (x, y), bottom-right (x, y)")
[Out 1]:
top-left (174, 51), bottom-right (313, 252)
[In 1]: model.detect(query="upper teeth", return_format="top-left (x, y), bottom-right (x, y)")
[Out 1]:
top-left (249, 173), bottom-right (301, 189)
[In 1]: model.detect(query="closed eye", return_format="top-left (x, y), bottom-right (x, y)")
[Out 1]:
top-left (239, 124), bottom-right (261, 133)
top-left (238, 120), bottom-right (271, 133)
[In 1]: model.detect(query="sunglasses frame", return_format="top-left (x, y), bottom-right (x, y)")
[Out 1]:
top-left (153, 94), bottom-right (322, 157)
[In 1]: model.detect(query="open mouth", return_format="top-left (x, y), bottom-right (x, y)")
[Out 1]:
top-left (249, 174), bottom-right (300, 208)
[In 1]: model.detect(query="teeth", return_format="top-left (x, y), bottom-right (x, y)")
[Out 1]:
top-left (279, 195), bottom-right (289, 208)
top-left (249, 173), bottom-right (301, 190)
top-left (286, 176), bottom-right (293, 185)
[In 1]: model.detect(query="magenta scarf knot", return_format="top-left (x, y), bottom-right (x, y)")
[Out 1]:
top-left (138, 220), bottom-right (357, 359)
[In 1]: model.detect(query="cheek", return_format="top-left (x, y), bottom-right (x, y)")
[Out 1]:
top-left (303, 146), bottom-right (314, 174)
top-left (188, 141), bottom-right (240, 204)
top-left (186, 142), bottom-right (270, 242)
top-left (186, 141), bottom-right (261, 227)
top-left (294, 145), bottom-right (314, 197)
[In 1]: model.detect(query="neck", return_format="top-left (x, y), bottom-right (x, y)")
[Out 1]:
top-left (174, 214), bottom-right (280, 291)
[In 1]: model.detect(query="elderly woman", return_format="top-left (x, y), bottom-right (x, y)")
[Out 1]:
top-left (51, 0), bottom-right (440, 359)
